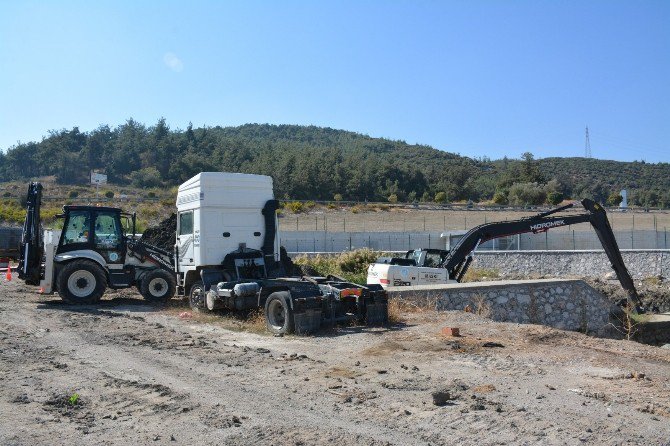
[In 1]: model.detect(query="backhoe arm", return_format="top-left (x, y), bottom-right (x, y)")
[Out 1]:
top-left (18, 182), bottom-right (43, 285)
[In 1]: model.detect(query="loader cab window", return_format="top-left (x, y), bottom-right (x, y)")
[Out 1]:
top-left (94, 212), bottom-right (122, 249)
top-left (62, 211), bottom-right (91, 246)
top-left (179, 211), bottom-right (193, 236)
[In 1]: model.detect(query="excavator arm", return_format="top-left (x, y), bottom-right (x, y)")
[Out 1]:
top-left (18, 182), bottom-right (43, 285)
top-left (441, 199), bottom-right (642, 308)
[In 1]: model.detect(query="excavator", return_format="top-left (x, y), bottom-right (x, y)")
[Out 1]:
top-left (368, 199), bottom-right (654, 313)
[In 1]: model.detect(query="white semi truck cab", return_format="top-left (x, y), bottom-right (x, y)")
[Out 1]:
top-left (175, 172), bottom-right (281, 298)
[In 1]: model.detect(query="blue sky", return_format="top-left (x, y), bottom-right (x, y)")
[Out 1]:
top-left (1, 0), bottom-right (668, 162)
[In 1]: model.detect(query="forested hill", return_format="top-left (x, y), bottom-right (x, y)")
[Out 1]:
top-left (0, 120), bottom-right (668, 206)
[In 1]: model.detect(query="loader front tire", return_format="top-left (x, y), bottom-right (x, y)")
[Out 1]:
top-left (57, 260), bottom-right (106, 304)
top-left (264, 292), bottom-right (295, 335)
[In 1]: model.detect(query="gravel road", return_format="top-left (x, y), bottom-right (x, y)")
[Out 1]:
top-left (0, 279), bottom-right (669, 445)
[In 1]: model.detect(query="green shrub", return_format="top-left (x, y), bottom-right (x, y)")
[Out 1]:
top-left (130, 167), bottom-right (162, 188)
top-left (492, 191), bottom-right (507, 205)
top-left (68, 190), bottom-right (79, 198)
top-left (305, 200), bottom-right (316, 209)
top-left (293, 249), bottom-right (380, 284)
top-left (607, 192), bottom-right (623, 207)
top-left (508, 182), bottom-right (546, 206)
top-left (2, 191), bottom-right (11, 198)
top-left (333, 193), bottom-right (343, 202)
top-left (388, 194), bottom-right (398, 204)
top-left (351, 205), bottom-right (361, 214)
top-left (327, 203), bottom-right (337, 209)
top-left (285, 201), bottom-right (305, 213)
top-left (546, 191), bottom-right (563, 205)
top-left (104, 190), bottom-right (114, 199)
top-left (434, 192), bottom-right (447, 203)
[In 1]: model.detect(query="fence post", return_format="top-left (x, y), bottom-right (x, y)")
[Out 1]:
top-left (349, 235), bottom-right (352, 251)
top-left (428, 233), bottom-right (431, 248)
top-left (408, 234), bottom-right (411, 250)
top-left (443, 214), bottom-right (446, 229)
top-left (464, 216), bottom-right (467, 230)
top-left (423, 216), bottom-right (426, 231)
top-left (313, 238), bottom-right (316, 253)
top-left (344, 217), bottom-right (346, 232)
top-left (573, 230), bottom-right (576, 250)
top-left (296, 216), bottom-right (299, 231)
top-left (315, 216), bottom-right (317, 231)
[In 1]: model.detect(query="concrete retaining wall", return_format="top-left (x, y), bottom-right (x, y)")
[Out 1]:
top-left (387, 279), bottom-right (616, 336)
top-left (472, 250), bottom-right (670, 279)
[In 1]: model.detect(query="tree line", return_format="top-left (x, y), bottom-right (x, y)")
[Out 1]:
top-left (1, 120), bottom-right (669, 207)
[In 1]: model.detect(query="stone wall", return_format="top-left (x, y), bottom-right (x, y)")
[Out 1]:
top-left (387, 279), bottom-right (617, 336)
top-left (472, 250), bottom-right (670, 279)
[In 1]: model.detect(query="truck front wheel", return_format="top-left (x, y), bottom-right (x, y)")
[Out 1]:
top-left (57, 260), bottom-right (107, 304)
top-left (264, 292), bottom-right (294, 335)
top-left (189, 280), bottom-right (209, 312)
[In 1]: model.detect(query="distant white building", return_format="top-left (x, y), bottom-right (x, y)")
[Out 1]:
top-left (620, 189), bottom-right (628, 209)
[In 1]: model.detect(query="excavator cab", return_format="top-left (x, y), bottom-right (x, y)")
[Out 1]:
top-left (405, 249), bottom-right (449, 268)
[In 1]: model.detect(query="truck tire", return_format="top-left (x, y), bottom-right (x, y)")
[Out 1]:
top-left (139, 269), bottom-right (176, 303)
top-left (57, 260), bottom-right (107, 304)
top-left (264, 291), bottom-right (295, 335)
top-left (189, 280), bottom-right (208, 312)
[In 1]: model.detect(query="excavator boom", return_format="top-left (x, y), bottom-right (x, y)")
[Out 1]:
top-left (441, 199), bottom-right (642, 308)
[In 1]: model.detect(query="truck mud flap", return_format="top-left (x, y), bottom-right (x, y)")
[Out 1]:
top-left (365, 296), bottom-right (388, 326)
top-left (294, 308), bottom-right (322, 335)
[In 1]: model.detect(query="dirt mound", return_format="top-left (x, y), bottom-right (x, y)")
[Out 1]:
top-left (141, 214), bottom-right (177, 251)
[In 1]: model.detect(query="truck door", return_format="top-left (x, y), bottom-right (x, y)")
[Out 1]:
top-left (177, 210), bottom-right (195, 267)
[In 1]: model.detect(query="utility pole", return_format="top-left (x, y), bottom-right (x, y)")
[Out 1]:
top-left (585, 126), bottom-right (592, 158)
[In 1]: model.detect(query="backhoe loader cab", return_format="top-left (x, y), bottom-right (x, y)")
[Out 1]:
top-left (19, 183), bottom-right (177, 304)
top-left (57, 206), bottom-right (126, 265)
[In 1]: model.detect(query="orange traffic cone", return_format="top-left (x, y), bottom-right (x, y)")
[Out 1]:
top-left (5, 267), bottom-right (12, 281)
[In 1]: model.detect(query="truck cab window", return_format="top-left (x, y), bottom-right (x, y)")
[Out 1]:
top-left (179, 211), bottom-right (193, 236)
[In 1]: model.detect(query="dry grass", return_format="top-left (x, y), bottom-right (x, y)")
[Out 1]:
top-left (471, 294), bottom-right (492, 318)
top-left (362, 340), bottom-right (408, 357)
top-left (161, 302), bottom-right (269, 335)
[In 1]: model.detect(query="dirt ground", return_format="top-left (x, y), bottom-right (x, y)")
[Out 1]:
top-left (1, 280), bottom-right (669, 446)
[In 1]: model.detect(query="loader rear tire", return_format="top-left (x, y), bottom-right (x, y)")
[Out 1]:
top-left (57, 260), bottom-right (106, 304)
top-left (264, 292), bottom-right (295, 335)
top-left (140, 269), bottom-right (176, 303)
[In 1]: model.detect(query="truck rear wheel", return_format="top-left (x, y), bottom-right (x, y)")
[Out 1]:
top-left (140, 269), bottom-right (176, 303)
top-left (264, 292), bottom-right (294, 335)
top-left (57, 260), bottom-right (107, 304)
